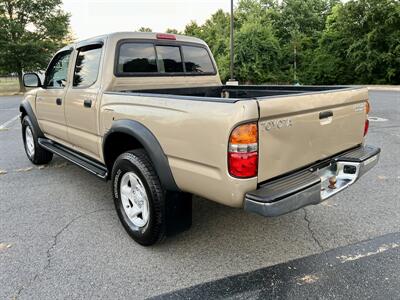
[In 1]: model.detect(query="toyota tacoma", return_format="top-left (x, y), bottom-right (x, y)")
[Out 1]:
top-left (20, 32), bottom-right (380, 245)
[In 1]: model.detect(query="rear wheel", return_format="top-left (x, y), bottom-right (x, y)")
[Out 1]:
top-left (112, 150), bottom-right (166, 246)
top-left (22, 116), bottom-right (53, 165)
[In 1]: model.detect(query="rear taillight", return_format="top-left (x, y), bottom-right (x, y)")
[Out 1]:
top-left (364, 101), bottom-right (370, 136)
top-left (364, 119), bottom-right (369, 136)
top-left (228, 123), bottom-right (258, 178)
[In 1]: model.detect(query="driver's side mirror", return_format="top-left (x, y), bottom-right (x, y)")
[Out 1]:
top-left (23, 73), bottom-right (42, 88)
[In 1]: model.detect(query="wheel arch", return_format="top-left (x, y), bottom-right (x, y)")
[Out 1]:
top-left (103, 119), bottom-right (180, 192)
top-left (19, 100), bottom-right (44, 137)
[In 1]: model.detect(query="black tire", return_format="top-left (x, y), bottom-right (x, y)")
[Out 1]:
top-left (21, 115), bottom-right (53, 165)
top-left (112, 149), bottom-right (166, 246)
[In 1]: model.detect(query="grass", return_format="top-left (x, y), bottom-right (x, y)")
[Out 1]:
top-left (0, 77), bottom-right (20, 95)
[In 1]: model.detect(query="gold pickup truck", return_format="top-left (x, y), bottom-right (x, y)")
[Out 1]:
top-left (20, 32), bottom-right (380, 245)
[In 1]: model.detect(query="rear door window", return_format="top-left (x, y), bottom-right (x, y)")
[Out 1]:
top-left (182, 46), bottom-right (215, 73)
top-left (73, 46), bottom-right (102, 87)
top-left (155, 46), bottom-right (184, 73)
top-left (118, 43), bottom-right (157, 73)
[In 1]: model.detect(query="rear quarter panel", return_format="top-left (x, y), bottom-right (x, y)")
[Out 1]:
top-left (100, 94), bottom-right (259, 207)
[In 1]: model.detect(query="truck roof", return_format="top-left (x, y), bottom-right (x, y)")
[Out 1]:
top-left (69, 31), bottom-right (208, 49)
top-left (57, 31), bottom-right (221, 91)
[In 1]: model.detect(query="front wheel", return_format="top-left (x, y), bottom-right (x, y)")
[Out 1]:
top-left (22, 116), bottom-right (53, 165)
top-left (112, 150), bottom-right (166, 246)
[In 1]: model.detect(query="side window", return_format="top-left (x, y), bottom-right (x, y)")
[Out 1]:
top-left (182, 46), bottom-right (215, 73)
top-left (45, 52), bottom-right (71, 88)
top-left (118, 43), bottom-right (157, 73)
top-left (155, 46), bottom-right (183, 73)
top-left (73, 46), bottom-right (102, 87)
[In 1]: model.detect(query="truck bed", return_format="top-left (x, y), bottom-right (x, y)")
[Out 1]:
top-left (107, 85), bottom-right (368, 184)
top-left (120, 85), bottom-right (351, 101)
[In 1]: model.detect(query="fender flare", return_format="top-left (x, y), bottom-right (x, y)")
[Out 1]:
top-left (103, 119), bottom-right (180, 192)
top-left (19, 100), bottom-right (44, 137)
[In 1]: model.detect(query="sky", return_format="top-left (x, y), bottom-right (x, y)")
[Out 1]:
top-left (62, 0), bottom-right (231, 40)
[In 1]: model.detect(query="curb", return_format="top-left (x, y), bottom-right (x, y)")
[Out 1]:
top-left (367, 86), bottom-right (400, 92)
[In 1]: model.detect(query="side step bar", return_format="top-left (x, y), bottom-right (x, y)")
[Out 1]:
top-left (38, 138), bottom-right (108, 180)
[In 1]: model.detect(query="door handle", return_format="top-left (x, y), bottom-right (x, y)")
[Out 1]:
top-left (84, 99), bottom-right (92, 108)
top-left (56, 98), bottom-right (62, 106)
top-left (319, 111), bottom-right (333, 119)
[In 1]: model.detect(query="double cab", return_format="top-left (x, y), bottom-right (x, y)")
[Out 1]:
top-left (21, 32), bottom-right (380, 245)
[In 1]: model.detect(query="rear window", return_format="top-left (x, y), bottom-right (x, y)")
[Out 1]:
top-left (182, 46), bottom-right (215, 73)
top-left (118, 43), bottom-right (157, 73)
top-left (156, 46), bottom-right (184, 73)
top-left (116, 42), bottom-right (216, 76)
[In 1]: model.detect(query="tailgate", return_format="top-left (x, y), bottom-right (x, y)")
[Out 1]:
top-left (257, 88), bottom-right (368, 183)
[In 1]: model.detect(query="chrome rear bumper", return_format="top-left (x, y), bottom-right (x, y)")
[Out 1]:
top-left (244, 145), bottom-right (380, 217)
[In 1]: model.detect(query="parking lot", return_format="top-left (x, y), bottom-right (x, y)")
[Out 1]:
top-left (0, 91), bottom-right (399, 299)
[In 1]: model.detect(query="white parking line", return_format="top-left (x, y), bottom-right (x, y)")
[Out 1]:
top-left (368, 116), bottom-right (388, 122)
top-left (336, 243), bottom-right (399, 263)
top-left (0, 115), bottom-right (19, 130)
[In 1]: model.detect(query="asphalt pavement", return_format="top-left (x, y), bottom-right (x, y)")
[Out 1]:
top-left (0, 91), bottom-right (399, 299)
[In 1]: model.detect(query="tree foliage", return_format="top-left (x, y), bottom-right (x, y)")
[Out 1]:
top-left (1, 0), bottom-right (397, 88)
top-left (166, 28), bottom-right (179, 34)
top-left (0, 0), bottom-right (70, 91)
top-left (312, 0), bottom-right (400, 84)
top-left (138, 27), bottom-right (152, 32)
top-left (235, 22), bottom-right (281, 83)
top-left (183, 0), bottom-right (400, 85)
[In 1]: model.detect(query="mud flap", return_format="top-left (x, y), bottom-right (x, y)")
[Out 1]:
top-left (165, 192), bottom-right (192, 237)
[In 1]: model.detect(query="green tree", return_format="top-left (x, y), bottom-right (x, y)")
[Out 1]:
top-left (166, 28), bottom-right (179, 34)
top-left (138, 27), bottom-right (152, 32)
top-left (183, 21), bottom-right (203, 37)
top-left (0, 0), bottom-right (70, 92)
top-left (235, 21), bottom-right (281, 83)
top-left (312, 0), bottom-right (400, 84)
top-left (274, 0), bottom-right (339, 43)
top-left (272, 0), bottom-right (340, 83)
top-left (236, 0), bottom-right (279, 27)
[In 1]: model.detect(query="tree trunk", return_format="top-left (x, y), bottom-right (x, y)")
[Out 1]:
top-left (18, 70), bottom-right (26, 93)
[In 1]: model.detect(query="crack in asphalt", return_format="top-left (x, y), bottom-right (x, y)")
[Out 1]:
top-left (303, 208), bottom-right (326, 255)
top-left (15, 208), bottom-right (114, 299)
